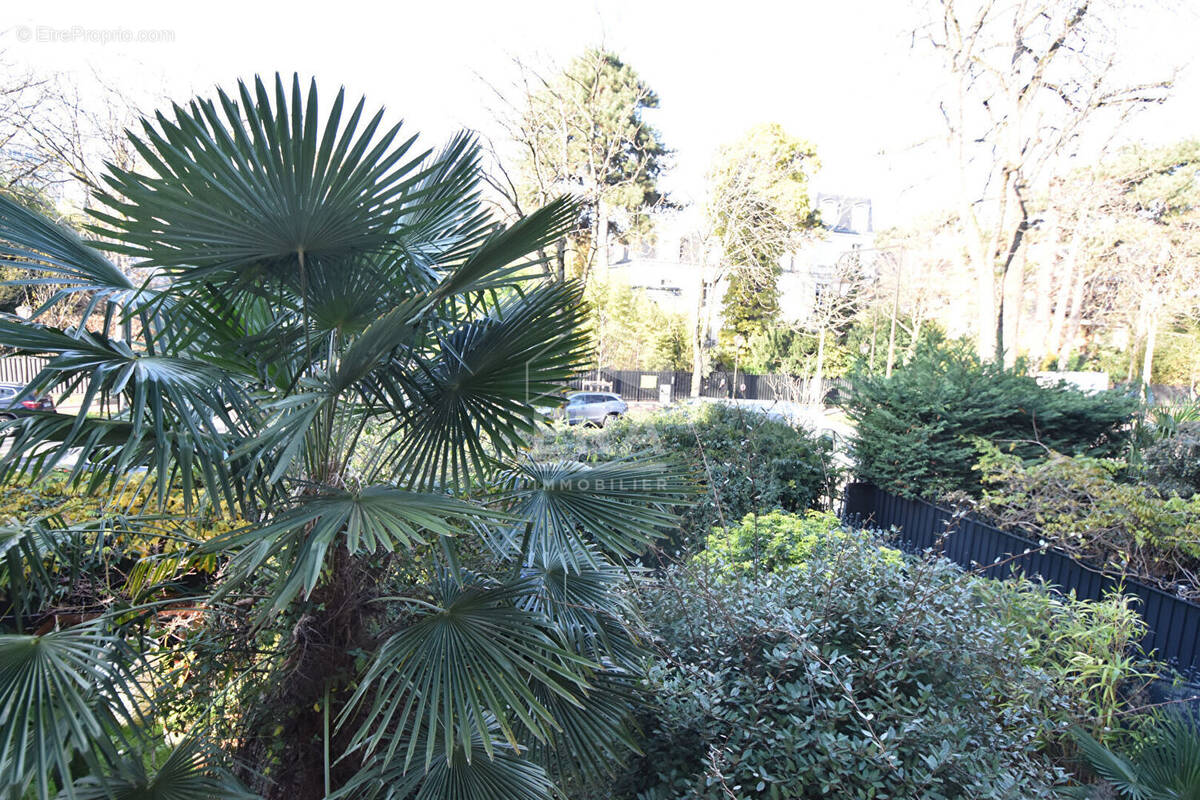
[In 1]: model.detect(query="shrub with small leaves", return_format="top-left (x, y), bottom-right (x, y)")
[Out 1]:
top-left (613, 531), bottom-right (1072, 799)
top-left (694, 509), bottom-right (900, 578)
top-left (1143, 420), bottom-right (1200, 498)
top-left (533, 402), bottom-right (839, 544)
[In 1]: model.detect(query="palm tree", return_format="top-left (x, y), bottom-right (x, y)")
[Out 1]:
top-left (0, 74), bottom-right (690, 800)
top-left (1072, 711), bottom-right (1200, 800)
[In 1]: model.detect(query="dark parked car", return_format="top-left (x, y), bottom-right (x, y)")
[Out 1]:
top-left (0, 383), bottom-right (54, 419)
top-left (564, 391), bottom-right (627, 426)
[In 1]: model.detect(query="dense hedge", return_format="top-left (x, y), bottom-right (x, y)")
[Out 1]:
top-left (604, 526), bottom-right (1156, 799)
top-left (531, 402), bottom-right (839, 545)
top-left (614, 532), bottom-right (1075, 799)
top-left (693, 508), bottom-right (900, 578)
top-left (840, 341), bottom-right (1138, 499)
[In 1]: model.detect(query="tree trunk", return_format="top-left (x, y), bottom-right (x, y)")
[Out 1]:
top-left (1142, 309), bottom-right (1158, 386)
top-left (905, 314), bottom-right (924, 362)
top-left (1047, 227), bottom-right (1082, 365)
top-left (885, 255), bottom-right (901, 378)
top-left (1000, 246), bottom-right (1026, 369)
top-left (596, 201), bottom-right (609, 271)
top-left (1029, 208), bottom-right (1059, 363)
top-left (243, 547), bottom-right (375, 800)
top-left (971, 244), bottom-right (997, 361)
top-left (1056, 261), bottom-right (1087, 371)
top-left (554, 237), bottom-right (567, 282)
top-left (812, 326), bottom-right (826, 406)
top-left (691, 275), bottom-right (709, 399)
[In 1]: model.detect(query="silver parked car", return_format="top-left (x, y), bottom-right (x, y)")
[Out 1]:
top-left (564, 391), bottom-right (627, 426)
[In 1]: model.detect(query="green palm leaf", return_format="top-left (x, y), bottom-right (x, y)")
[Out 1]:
top-left (208, 486), bottom-right (503, 613)
top-left (0, 192), bottom-right (136, 303)
top-left (336, 729), bottom-right (554, 800)
top-left (1073, 727), bottom-right (1149, 800)
top-left (384, 282), bottom-right (589, 489)
top-left (65, 737), bottom-right (258, 800)
top-left (520, 542), bottom-right (643, 668)
top-left (500, 457), bottom-right (695, 566)
top-left (0, 518), bottom-right (80, 628)
top-left (1074, 712), bottom-right (1200, 800)
top-left (1136, 711), bottom-right (1200, 799)
top-left (0, 622), bottom-right (145, 800)
top-left (90, 74), bottom-right (436, 280)
top-left (524, 667), bottom-right (642, 783)
top-left (343, 574), bottom-right (592, 770)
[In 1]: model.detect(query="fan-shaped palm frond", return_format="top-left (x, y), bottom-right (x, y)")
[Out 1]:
top-left (343, 574), bottom-right (592, 770)
top-left (0, 319), bottom-right (252, 507)
top-left (0, 518), bottom-right (81, 628)
top-left (385, 282), bottom-right (589, 489)
top-left (500, 457), bottom-right (696, 566)
top-left (0, 193), bottom-right (137, 307)
top-left (91, 74), bottom-right (441, 280)
top-left (520, 541), bottom-right (643, 668)
top-left (523, 667), bottom-right (643, 783)
top-left (1072, 713), bottom-right (1200, 800)
top-left (0, 622), bottom-right (145, 800)
top-left (336, 728), bottom-right (554, 800)
top-left (65, 736), bottom-right (258, 800)
top-left (208, 486), bottom-right (506, 613)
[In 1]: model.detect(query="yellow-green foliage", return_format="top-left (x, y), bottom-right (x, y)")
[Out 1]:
top-left (976, 576), bottom-right (1155, 744)
top-left (696, 509), bottom-right (900, 578)
top-left (0, 476), bottom-right (241, 583)
top-left (976, 445), bottom-right (1200, 598)
top-left (0, 476), bottom-right (240, 531)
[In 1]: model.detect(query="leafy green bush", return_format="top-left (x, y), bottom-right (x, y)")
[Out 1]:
top-left (1143, 420), bottom-right (1200, 498)
top-left (532, 402), bottom-right (839, 543)
top-left (977, 446), bottom-right (1200, 600)
top-left (614, 533), bottom-right (1077, 799)
top-left (840, 340), bottom-right (1138, 499)
top-left (694, 509), bottom-right (899, 578)
top-left (974, 577), bottom-right (1156, 743)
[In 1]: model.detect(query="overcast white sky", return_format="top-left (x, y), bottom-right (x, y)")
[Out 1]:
top-left (5, 0), bottom-right (1198, 229)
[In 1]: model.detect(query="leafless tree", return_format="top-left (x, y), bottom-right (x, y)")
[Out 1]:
top-left (686, 160), bottom-right (812, 397)
top-left (802, 250), bottom-right (873, 403)
top-left (0, 52), bottom-right (57, 203)
top-left (29, 70), bottom-right (142, 208)
top-left (916, 0), bottom-right (1173, 361)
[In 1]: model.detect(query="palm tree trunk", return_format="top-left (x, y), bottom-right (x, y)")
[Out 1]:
top-left (245, 547), bottom-right (375, 800)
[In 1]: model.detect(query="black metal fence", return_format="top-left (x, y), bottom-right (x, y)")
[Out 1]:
top-left (842, 483), bottom-right (1200, 679)
top-left (569, 369), bottom-right (848, 404)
